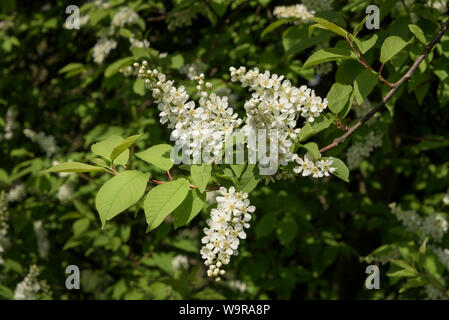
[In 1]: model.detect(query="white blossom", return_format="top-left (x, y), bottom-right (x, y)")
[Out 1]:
top-left (442, 190), bottom-right (449, 206)
top-left (57, 183), bottom-right (73, 203)
top-left (33, 221), bottom-right (50, 259)
top-left (422, 213), bottom-right (448, 242)
top-left (180, 62), bottom-right (207, 81)
top-left (200, 187), bottom-right (255, 280)
top-left (293, 154), bottom-right (336, 178)
top-left (111, 7), bottom-right (139, 28)
top-left (129, 37), bottom-right (150, 49)
top-left (432, 246), bottom-right (449, 272)
top-left (7, 183), bottom-right (26, 203)
top-left (172, 255), bottom-right (189, 272)
top-left (92, 38), bottom-right (117, 65)
top-left (346, 132), bottom-right (383, 170)
top-left (227, 280), bottom-right (247, 293)
top-left (389, 203), bottom-right (422, 232)
top-left (0, 191), bottom-right (9, 265)
top-left (425, 284), bottom-right (443, 300)
top-left (0, 107), bottom-right (18, 141)
top-left (14, 265), bottom-right (41, 300)
top-left (273, 4), bottom-right (315, 23)
top-left (23, 129), bottom-right (59, 156)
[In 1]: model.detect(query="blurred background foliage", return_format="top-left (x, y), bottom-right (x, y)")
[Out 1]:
top-left (1, 0), bottom-right (449, 300)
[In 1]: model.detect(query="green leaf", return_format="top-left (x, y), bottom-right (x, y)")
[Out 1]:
top-left (133, 78), bottom-right (145, 96)
top-left (326, 83), bottom-right (353, 114)
top-left (0, 285), bottom-right (14, 299)
top-left (311, 17), bottom-right (348, 38)
top-left (303, 48), bottom-right (357, 69)
top-left (353, 70), bottom-right (378, 104)
top-left (135, 144), bottom-right (174, 171)
top-left (190, 164), bottom-right (211, 193)
top-left (380, 36), bottom-right (412, 64)
top-left (42, 161), bottom-right (106, 173)
top-left (261, 19), bottom-right (292, 39)
top-left (91, 135), bottom-right (129, 166)
top-left (399, 277), bottom-right (427, 293)
top-left (301, 142), bottom-right (320, 159)
top-left (328, 157), bottom-right (349, 182)
top-left (173, 189), bottom-right (206, 229)
top-left (391, 259), bottom-right (415, 271)
top-left (353, 15), bottom-right (369, 37)
top-left (255, 214), bottom-right (276, 239)
top-left (387, 269), bottom-right (418, 278)
top-left (104, 57), bottom-right (135, 78)
top-left (58, 63), bottom-right (85, 74)
top-left (234, 164), bottom-right (260, 193)
top-left (230, 163), bottom-right (247, 179)
top-left (353, 34), bottom-right (378, 54)
top-left (284, 24), bottom-right (332, 57)
top-left (409, 24), bottom-right (427, 45)
top-left (144, 178), bottom-right (190, 231)
top-left (277, 214), bottom-right (298, 245)
top-left (110, 133), bottom-right (143, 162)
top-left (90, 158), bottom-right (109, 168)
top-left (95, 170), bottom-right (150, 226)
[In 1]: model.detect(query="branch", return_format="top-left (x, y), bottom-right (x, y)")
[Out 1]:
top-left (319, 18), bottom-right (449, 154)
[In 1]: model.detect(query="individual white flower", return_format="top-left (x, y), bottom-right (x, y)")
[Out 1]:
top-left (33, 221), bottom-right (50, 259)
top-left (111, 7), bottom-right (139, 28)
top-left (422, 213), bottom-right (448, 242)
top-left (7, 183), bottom-right (26, 202)
top-left (442, 190), bottom-right (449, 206)
top-left (57, 183), bottom-right (73, 203)
top-left (14, 265), bottom-right (41, 300)
top-left (389, 203), bottom-right (422, 232)
top-left (200, 187), bottom-right (255, 279)
top-left (172, 255), bottom-right (189, 272)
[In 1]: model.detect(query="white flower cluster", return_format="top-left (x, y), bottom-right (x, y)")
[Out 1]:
top-left (172, 255), bottom-right (189, 273)
top-left (432, 247), bottom-right (449, 272)
top-left (23, 128), bottom-right (59, 156)
top-left (167, 9), bottom-right (198, 31)
top-left (0, 107), bottom-right (18, 141)
top-left (180, 62), bottom-right (207, 81)
top-left (427, 0), bottom-right (448, 13)
top-left (230, 66), bottom-right (328, 165)
top-left (135, 61), bottom-right (242, 162)
top-left (200, 187), bottom-right (255, 280)
top-left (33, 221), bottom-right (50, 259)
top-left (7, 183), bottom-right (26, 203)
top-left (293, 154), bottom-right (336, 178)
top-left (111, 7), bottom-right (139, 28)
top-left (92, 38), bottom-right (117, 65)
top-left (443, 190), bottom-right (449, 206)
top-left (14, 264), bottom-right (41, 300)
top-left (346, 131), bottom-right (383, 170)
top-left (57, 183), bottom-right (74, 203)
top-left (273, 4), bottom-right (314, 23)
top-left (422, 213), bottom-right (448, 242)
top-left (0, 192), bottom-right (9, 265)
top-left (129, 37), bottom-right (150, 49)
top-left (389, 203), bottom-right (422, 232)
top-left (227, 280), bottom-right (247, 293)
top-left (215, 87), bottom-right (239, 107)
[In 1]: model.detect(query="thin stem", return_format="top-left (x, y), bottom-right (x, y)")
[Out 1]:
top-left (167, 170), bottom-right (173, 181)
top-left (319, 18), bottom-right (449, 154)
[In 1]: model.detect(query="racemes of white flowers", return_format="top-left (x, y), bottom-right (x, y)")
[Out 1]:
top-left (135, 61), bottom-right (242, 162)
top-left (293, 153), bottom-right (336, 178)
top-left (0, 107), bottom-right (18, 141)
top-left (129, 37), bottom-right (150, 49)
top-left (273, 4), bottom-right (314, 23)
top-left (92, 38), bottom-right (117, 65)
top-left (346, 131), bottom-right (383, 170)
top-left (0, 191), bottom-right (9, 265)
top-left (14, 264), bottom-right (41, 300)
top-left (23, 128), bottom-right (59, 156)
top-left (179, 62), bottom-right (207, 81)
top-left (7, 183), bottom-right (26, 203)
top-left (33, 221), bottom-right (50, 259)
top-left (422, 213), bottom-right (448, 242)
top-left (172, 255), bottom-right (189, 273)
top-left (389, 203), bottom-right (422, 232)
top-left (200, 187), bottom-right (255, 281)
top-left (111, 7), bottom-right (139, 28)
top-left (230, 66), bottom-right (328, 166)
top-left (432, 246), bottom-right (449, 272)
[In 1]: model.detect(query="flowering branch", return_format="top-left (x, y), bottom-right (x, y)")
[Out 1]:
top-left (319, 18), bottom-right (449, 154)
